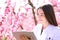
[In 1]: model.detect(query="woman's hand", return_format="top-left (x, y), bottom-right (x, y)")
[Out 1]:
top-left (20, 34), bottom-right (33, 40)
top-left (20, 35), bottom-right (29, 40)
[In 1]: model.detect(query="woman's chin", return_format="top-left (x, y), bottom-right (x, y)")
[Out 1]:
top-left (39, 21), bottom-right (43, 23)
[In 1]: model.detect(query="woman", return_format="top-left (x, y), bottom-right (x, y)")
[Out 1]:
top-left (20, 4), bottom-right (60, 40)
top-left (33, 4), bottom-right (60, 40)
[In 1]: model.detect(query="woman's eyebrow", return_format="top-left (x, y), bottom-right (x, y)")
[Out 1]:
top-left (37, 13), bottom-right (43, 15)
top-left (39, 13), bottom-right (44, 15)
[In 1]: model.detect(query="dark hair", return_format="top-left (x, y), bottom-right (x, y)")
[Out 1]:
top-left (38, 4), bottom-right (58, 26)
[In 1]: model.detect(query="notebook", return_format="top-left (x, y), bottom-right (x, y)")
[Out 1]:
top-left (12, 31), bottom-right (37, 40)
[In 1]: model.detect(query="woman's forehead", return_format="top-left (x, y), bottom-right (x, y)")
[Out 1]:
top-left (37, 9), bottom-right (44, 14)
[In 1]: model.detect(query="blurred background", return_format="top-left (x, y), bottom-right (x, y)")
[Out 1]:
top-left (0, 0), bottom-right (60, 40)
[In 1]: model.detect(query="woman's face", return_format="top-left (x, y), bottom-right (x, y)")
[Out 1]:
top-left (37, 9), bottom-right (48, 24)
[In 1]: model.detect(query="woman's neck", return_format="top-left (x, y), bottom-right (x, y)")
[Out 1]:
top-left (42, 22), bottom-right (50, 30)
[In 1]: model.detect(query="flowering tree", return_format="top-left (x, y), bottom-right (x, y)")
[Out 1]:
top-left (0, 0), bottom-right (60, 40)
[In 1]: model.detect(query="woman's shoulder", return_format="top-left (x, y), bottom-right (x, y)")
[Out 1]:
top-left (45, 25), bottom-right (60, 40)
top-left (47, 25), bottom-right (60, 32)
top-left (44, 25), bottom-right (60, 36)
top-left (51, 25), bottom-right (60, 40)
top-left (51, 25), bottom-right (60, 31)
top-left (48, 25), bottom-right (60, 35)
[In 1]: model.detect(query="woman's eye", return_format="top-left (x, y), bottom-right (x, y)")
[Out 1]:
top-left (40, 15), bottom-right (43, 16)
top-left (37, 13), bottom-right (44, 16)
